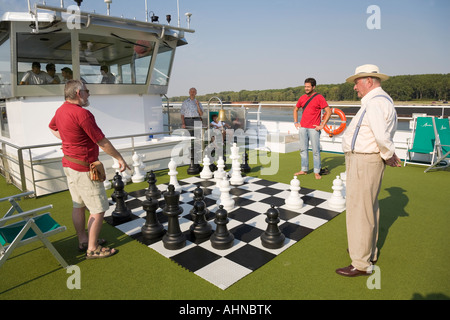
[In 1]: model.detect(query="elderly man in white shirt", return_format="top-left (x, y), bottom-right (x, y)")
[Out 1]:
top-left (180, 87), bottom-right (204, 130)
top-left (336, 64), bottom-right (401, 277)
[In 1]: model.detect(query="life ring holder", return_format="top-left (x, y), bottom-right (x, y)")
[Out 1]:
top-left (323, 108), bottom-right (347, 137)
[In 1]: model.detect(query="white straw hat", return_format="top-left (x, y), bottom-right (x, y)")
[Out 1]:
top-left (346, 64), bottom-right (389, 83)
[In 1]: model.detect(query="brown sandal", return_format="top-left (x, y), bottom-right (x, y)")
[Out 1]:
top-left (78, 238), bottom-right (107, 252)
top-left (86, 245), bottom-right (118, 259)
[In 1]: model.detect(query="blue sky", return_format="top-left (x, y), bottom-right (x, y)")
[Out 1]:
top-left (1, 0), bottom-right (449, 97)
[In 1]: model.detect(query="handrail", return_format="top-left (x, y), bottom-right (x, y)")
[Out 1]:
top-left (0, 130), bottom-right (172, 196)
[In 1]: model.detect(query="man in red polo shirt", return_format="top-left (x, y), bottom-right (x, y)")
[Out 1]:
top-left (49, 80), bottom-right (129, 259)
top-left (293, 78), bottom-right (331, 179)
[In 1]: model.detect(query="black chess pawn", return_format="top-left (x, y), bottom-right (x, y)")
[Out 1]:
top-left (145, 170), bottom-right (161, 200)
top-left (162, 184), bottom-right (186, 250)
top-left (210, 205), bottom-right (234, 250)
top-left (240, 151), bottom-right (251, 173)
top-left (141, 196), bottom-right (166, 245)
top-left (111, 172), bottom-right (132, 225)
top-left (189, 195), bottom-right (213, 242)
top-left (260, 205), bottom-right (285, 249)
top-left (189, 186), bottom-right (210, 219)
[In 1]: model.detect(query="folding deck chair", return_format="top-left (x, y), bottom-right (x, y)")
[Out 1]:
top-left (404, 116), bottom-right (437, 168)
top-left (424, 117), bottom-right (450, 173)
top-left (0, 191), bottom-right (68, 269)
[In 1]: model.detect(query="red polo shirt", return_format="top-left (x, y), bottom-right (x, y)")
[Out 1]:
top-left (49, 101), bottom-right (105, 172)
top-left (296, 93), bottom-right (328, 128)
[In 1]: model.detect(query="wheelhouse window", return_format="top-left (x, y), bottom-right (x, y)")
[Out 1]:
top-left (16, 32), bottom-right (72, 85)
top-left (0, 25), bottom-right (11, 99)
top-left (150, 42), bottom-right (174, 86)
top-left (79, 33), bottom-right (154, 84)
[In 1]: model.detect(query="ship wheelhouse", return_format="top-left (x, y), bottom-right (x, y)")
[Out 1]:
top-left (0, 4), bottom-right (194, 196)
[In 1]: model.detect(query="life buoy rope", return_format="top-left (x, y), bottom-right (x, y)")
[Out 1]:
top-left (323, 108), bottom-right (347, 137)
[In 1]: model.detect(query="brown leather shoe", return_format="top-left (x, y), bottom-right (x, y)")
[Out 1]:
top-left (335, 265), bottom-right (372, 277)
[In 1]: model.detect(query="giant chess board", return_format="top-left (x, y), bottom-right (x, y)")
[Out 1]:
top-left (104, 175), bottom-right (345, 290)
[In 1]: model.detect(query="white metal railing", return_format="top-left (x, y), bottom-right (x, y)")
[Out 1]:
top-left (0, 130), bottom-right (171, 196)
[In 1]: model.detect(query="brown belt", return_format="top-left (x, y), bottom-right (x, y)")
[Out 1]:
top-left (63, 155), bottom-right (90, 167)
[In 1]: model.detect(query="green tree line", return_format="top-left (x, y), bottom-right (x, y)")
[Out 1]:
top-left (170, 73), bottom-right (449, 102)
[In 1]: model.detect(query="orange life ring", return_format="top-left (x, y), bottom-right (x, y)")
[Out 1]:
top-left (323, 108), bottom-right (347, 137)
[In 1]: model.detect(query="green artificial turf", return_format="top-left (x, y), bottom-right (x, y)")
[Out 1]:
top-left (0, 151), bottom-right (449, 300)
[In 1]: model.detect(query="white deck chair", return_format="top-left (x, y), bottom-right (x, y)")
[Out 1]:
top-left (0, 192), bottom-right (68, 269)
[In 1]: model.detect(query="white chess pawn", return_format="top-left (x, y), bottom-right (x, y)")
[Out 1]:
top-left (200, 155), bottom-right (213, 179)
top-left (340, 171), bottom-right (347, 198)
top-left (214, 156), bottom-right (226, 181)
top-left (103, 178), bottom-right (111, 190)
top-left (168, 158), bottom-right (182, 191)
top-left (285, 176), bottom-right (303, 210)
top-left (230, 143), bottom-right (244, 185)
top-left (328, 175), bottom-right (346, 210)
top-left (112, 157), bottom-right (120, 173)
top-left (131, 152), bottom-right (145, 183)
top-left (217, 176), bottom-right (234, 211)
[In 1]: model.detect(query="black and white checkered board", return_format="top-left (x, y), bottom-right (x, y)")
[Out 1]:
top-left (104, 176), bottom-right (344, 290)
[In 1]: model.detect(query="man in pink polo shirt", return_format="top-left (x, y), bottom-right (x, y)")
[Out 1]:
top-left (49, 80), bottom-right (129, 259)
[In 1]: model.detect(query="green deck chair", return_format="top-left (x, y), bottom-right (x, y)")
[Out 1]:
top-left (0, 192), bottom-right (68, 269)
top-left (424, 117), bottom-right (450, 173)
top-left (404, 116), bottom-right (437, 167)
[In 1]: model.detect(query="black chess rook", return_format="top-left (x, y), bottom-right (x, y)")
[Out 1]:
top-left (111, 172), bottom-right (132, 225)
top-left (210, 205), bottom-right (234, 250)
top-left (141, 196), bottom-right (166, 245)
top-left (260, 205), bottom-right (285, 249)
top-left (162, 184), bottom-right (186, 250)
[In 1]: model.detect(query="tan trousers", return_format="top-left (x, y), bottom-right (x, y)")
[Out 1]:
top-left (345, 152), bottom-right (385, 271)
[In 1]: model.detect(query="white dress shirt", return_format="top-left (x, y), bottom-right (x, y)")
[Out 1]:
top-left (342, 87), bottom-right (397, 160)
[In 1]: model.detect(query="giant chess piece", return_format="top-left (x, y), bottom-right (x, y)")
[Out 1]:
top-left (285, 176), bottom-right (303, 210)
top-left (189, 186), bottom-right (210, 219)
top-left (189, 190), bottom-right (213, 242)
top-left (111, 172), bottom-right (132, 225)
top-left (162, 184), bottom-right (186, 250)
top-left (229, 143), bottom-right (244, 185)
top-left (260, 205), bottom-right (285, 249)
top-left (217, 176), bottom-right (234, 211)
top-left (327, 175), bottom-right (346, 210)
top-left (168, 158), bottom-right (182, 192)
top-left (187, 137), bottom-right (201, 174)
top-left (145, 170), bottom-right (161, 200)
top-left (211, 156), bottom-right (226, 199)
top-left (340, 171), bottom-right (347, 198)
top-left (210, 205), bottom-right (234, 250)
top-left (131, 151), bottom-right (145, 183)
top-left (240, 151), bottom-right (251, 173)
top-left (200, 154), bottom-right (213, 179)
top-left (141, 196), bottom-right (166, 245)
